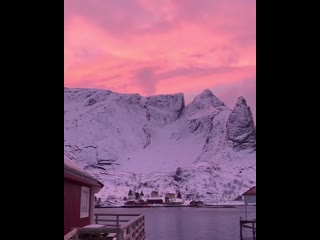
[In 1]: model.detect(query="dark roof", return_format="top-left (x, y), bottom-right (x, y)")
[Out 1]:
top-left (165, 193), bottom-right (175, 195)
top-left (64, 155), bottom-right (103, 188)
top-left (242, 186), bottom-right (256, 196)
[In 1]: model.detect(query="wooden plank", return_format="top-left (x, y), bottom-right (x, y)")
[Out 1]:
top-left (104, 233), bottom-right (117, 240)
top-left (116, 215), bottom-right (120, 228)
top-left (120, 215), bottom-right (144, 231)
top-left (240, 220), bottom-right (256, 224)
top-left (64, 228), bottom-right (78, 240)
top-left (252, 222), bottom-right (255, 240)
top-left (96, 219), bottom-right (129, 223)
top-left (240, 218), bottom-right (256, 240)
top-left (78, 227), bottom-right (120, 235)
top-left (76, 214), bottom-right (145, 240)
top-left (95, 214), bottom-right (141, 217)
top-left (242, 224), bottom-right (255, 229)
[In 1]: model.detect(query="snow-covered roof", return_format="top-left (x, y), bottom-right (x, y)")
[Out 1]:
top-left (64, 155), bottom-right (103, 187)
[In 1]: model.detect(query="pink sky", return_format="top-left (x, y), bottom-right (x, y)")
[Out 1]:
top-left (64, 0), bottom-right (256, 121)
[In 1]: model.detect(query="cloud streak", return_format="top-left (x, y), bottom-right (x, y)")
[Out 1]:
top-left (64, 0), bottom-right (256, 120)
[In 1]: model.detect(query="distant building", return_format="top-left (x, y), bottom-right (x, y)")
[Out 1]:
top-left (64, 156), bottom-right (103, 235)
top-left (151, 191), bottom-right (159, 198)
top-left (106, 195), bottom-right (117, 201)
top-left (124, 201), bottom-right (138, 206)
top-left (137, 199), bottom-right (146, 204)
top-left (242, 186), bottom-right (256, 220)
top-left (124, 199), bottom-right (147, 207)
top-left (234, 195), bottom-right (243, 201)
top-left (146, 198), bottom-right (163, 204)
top-left (242, 186), bottom-right (256, 204)
top-left (165, 193), bottom-right (176, 203)
top-left (190, 200), bottom-right (204, 207)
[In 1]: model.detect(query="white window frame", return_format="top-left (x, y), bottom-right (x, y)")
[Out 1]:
top-left (80, 186), bottom-right (90, 218)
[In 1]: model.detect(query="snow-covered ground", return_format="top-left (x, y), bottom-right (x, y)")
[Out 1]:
top-left (64, 88), bottom-right (256, 205)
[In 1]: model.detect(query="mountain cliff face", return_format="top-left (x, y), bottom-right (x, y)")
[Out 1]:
top-left (226, 97), bottom-right (256, 151)
top-left (64, 88), bottom-right (256, 203)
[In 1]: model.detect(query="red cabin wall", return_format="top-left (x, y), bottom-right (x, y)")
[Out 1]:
top-left (64, 180), bottom-right (92, 235)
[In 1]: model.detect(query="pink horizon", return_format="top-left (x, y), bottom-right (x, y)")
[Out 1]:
top-left (64, 0), bottom-right (256, 121)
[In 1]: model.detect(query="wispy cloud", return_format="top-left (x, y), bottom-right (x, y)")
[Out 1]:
top-left (64, 0), bottom-right (256, 118)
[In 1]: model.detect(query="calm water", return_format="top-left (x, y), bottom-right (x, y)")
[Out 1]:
top-left (95, 206), bottom-right (256, 240)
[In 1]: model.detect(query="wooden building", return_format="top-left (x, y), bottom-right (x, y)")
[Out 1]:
top-left (242, 186), bottom-right (256, 204)
top-left (151, 191), bottom-right (159, 198)
top-left (64, 156), bottom-right (103, 235)
top-left (165, 193), bottom-right (176, 203)
top-left (146, 198), bottom-right (163, 204)
top-left (242, 186), bottom-right (256, 220)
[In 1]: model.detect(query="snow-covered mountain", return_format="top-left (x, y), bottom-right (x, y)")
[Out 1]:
top-left (64, 88), bottom-right (256, 203)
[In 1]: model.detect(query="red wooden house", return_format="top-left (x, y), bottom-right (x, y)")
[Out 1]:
top-left (64, 156), bottom-right (103, 235)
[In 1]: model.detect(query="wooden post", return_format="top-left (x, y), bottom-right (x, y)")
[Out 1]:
top-left (244, 198), bottom-right (247, 220)
top-left (240, 217), bottom-right (243, 240)
top-left (116, 215), bottom-right (120, 228)
top-left (95, 214), bottom-right (98, 224)
top-left (253, 222), bottom-right (255, 240)
top-left (117, 232), bottom-right (124, 240)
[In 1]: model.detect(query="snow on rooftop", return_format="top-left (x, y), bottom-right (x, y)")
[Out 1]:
top-left (83, 224), bottom-right (106, 228)
top-left (64, 155), bottom-right (97, 180)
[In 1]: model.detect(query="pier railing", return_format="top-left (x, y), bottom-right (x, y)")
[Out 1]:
top-left (240, 218), bottom-right (256, 240)
top-left (64, 214), bottom-right (145, 240)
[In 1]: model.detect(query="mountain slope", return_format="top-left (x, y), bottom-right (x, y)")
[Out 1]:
top-left (64, 88), bottom-right (256, 203)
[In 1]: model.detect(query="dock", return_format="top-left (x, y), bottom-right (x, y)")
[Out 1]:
top-left (240, 218), bottom-right (256, 240)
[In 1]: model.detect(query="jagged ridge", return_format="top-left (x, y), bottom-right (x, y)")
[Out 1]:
top-left (64, 88), bottom-right (256, 203)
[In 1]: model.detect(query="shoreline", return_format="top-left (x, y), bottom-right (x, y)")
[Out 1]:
top-left (95, 204), bottom-right (255, 209)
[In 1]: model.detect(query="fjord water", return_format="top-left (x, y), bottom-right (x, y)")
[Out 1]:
top-left (95, 206), bottom-right (256, 240)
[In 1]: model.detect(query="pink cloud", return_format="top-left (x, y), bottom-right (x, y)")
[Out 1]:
top-left (64, 0), bottom-right (256, 118)
top-left (216, 78), bottom-right (256, 123)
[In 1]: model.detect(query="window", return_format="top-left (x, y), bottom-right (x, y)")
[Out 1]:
top-left (80, 186), bottom-right (90, 218)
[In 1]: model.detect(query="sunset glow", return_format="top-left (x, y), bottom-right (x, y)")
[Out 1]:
top-left (64, 0), bottom-right (256, 119)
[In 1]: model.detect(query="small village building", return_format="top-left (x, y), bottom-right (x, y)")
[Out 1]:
top-left (165, 193), bottom-right (176, 203)
top-left (151, 191), bottom-right (159, 198)
top-left (242, 186), bottom-right (256, 220)
top-left (242, 186), bottom-right (256, 204)
top-left (146, 198), bottom-right (163, 204)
